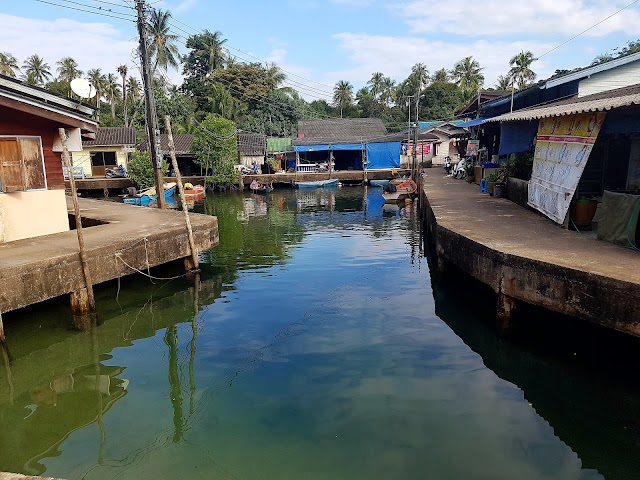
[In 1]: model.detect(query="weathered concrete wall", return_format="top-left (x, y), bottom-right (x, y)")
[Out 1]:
top-left (420, 176), bottom-right (640, 337)
top-left (0, 198), bottom-right (218, 314)
top-left (0, 189), bottom-right (69, 243)
top-left (506, 177), bottom-right (529, 208)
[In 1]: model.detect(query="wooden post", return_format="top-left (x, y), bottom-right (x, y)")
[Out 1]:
top-left (60, 128), bottom-right (96, 313)
top-left (164, 116), bottom-right (200, 272)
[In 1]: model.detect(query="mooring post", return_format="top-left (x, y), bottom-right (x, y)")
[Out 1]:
top-left (164, 116), bottom-right (200, 273)
top-left (60, 128), bottom-right (96, 319)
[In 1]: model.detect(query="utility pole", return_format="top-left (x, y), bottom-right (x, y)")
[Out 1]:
top-left (135, 0), bottom-right (165, 208)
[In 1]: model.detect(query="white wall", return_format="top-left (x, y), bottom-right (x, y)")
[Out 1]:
top-left (0, 189), bottom-right (69, 242)
top-left (578, 62), bottom-right (640, 97)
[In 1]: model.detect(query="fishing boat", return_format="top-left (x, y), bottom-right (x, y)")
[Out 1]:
top-left (295, 178), bottom-right (339, 189)
top-left (183, 184), bottom-right (206, 200)
top-left (369, 179), bottom-right (390, 187)
top-left (382, 179), bottom-right (417, 204)
top-left (123, 182), bottom-right (177, 205)
top-left (249, 180), bottom-right (274, 194)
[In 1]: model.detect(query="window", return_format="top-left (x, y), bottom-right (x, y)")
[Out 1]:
top-left (90, 151), bottom-right (117, 167)
top-left (0, 137), bottom-right (46, 193)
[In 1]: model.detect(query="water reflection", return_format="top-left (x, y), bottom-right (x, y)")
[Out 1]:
top-left (0, 187), bottom-right (637, 480)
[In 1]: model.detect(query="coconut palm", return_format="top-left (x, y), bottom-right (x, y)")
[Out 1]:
top-left (496, 74), bottom-right (513, 90)
top-left (105, 73), bottom-right (121, 119)
top-left (410, 62), bottom-right (429, 93)
top-left (191, 29), bottom-right (226, 76)
top-left (431, 68), bottom-right (449, 83)
top-left (22, 55), bottom-right (52, 86)
top-left (117, 64), bottom-right (128, 125)
top-left (379, 76), bottom-right (396, 107)
top-left (147, 9), bottom-right (181, 72)
top-left (127, 76), bottom-right (141, 103)
top-left (333, 80), bottom-right (353, 118)
top-left (508, 50), bottom-right (537, 90)
top-left (56, 57), bottom-right (82, 82)
top-left (87, 68), bottom-right (106, 121)
top-left (368, 72), bottom-right (385, 100)
top-left (452, 56), bottom-right (484, 96)
top-left (265, 62), bottom-right (286, 92)
top-left (0, 52), bottom-right (20, 78)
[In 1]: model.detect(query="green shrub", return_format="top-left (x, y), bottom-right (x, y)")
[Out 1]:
top-left (127, 150), bottom-right (169, 189)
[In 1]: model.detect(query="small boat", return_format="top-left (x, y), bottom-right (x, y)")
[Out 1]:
top-left (124, 182), bottom-right (177, 205)
top-left (249, 180), bottom-right (274, 194)
top-left (183, 184), bottom-right (206, 200)
top-left (382, 179), bottom-right (417, 204)
top-left (369, 179), bottom-right (390, 187)
top-left (295, 178), bottom-right (339, 189)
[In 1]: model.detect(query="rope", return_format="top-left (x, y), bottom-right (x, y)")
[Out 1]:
top-left (115, 254), bottom-right (187, 281)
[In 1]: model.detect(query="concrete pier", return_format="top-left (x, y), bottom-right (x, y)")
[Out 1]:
top-left (420, 174), bottom-right (640, 336)
top-left (0, 197), bottom-right (218, 316)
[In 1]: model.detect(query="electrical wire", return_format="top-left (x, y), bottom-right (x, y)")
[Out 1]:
top-left (33, 0), bottom-right (135, 21)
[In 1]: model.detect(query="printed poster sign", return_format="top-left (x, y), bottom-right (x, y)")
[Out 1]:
top-left (528, 112), bottom-right (606, 224)
top-left (407, 143), bottom-right (431, 155)
top-left (466, 140), bottom-right (479, 157)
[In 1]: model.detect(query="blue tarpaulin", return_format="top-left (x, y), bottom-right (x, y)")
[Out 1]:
top-left (366, 142), bottom-right (401, 169)
top-left (331, 143), bottom-right (364, 151)
top-left (498, 120), bottom-right (538, 156)
top-left (294, 144), bottom-right (330, 152)
top-left (458, 117), bottom-right (492, 128)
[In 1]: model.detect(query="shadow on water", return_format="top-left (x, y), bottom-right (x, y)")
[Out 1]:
top-left (430, 261), bottom-right (640, 480)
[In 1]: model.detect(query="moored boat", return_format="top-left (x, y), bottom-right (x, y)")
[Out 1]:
top-left (295, 178), bottom-right (339, 189)
top-left (123, 182), bottom-right (177, 205)
top-left (382, 179), bottom-right (417, 204)
top-left (250, 180), bottom-right (274, 194)
top-left (183, 184), bottom-right (206, 200)
top-left (369, 179), bottom-right (390, 187)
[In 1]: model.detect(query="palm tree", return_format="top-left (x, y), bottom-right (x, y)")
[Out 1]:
top-left (87, 68), bottom-right (105, 121)
top-left (265, 62), bottom-right (286, 92)
top-left (368, 72), bottom-right (385, 100)
top-left (0, 52), bottom-right (20, 78)
top-left (333, 80), bottom-right (353, 118)
top-left (431, 68), bottom-right (449, 83)
top-left (508, 50), bottom-right (537, 90)
top-left (410, 62), bottom-right (429, 93)
top-left (117, 64), bottom-right (128, 125)
top-left (380, 76), bottom-right (396, 107)
top-left (189, 29), bottom-right (226, 76)
top-left (22, 55), bottom-right (52, 86)
top-left (147, 9), bottom-right (181, 72)
top-left (452, 56), bottom-right (484, 97)
top-left (105, 73), bottom-right (121, 119)
top-left (126, 77), bottom-right (142, 127)
top-left (496, 75), bottom-right (512, 90)
top-left (56, 57), bottom-right (82, 82)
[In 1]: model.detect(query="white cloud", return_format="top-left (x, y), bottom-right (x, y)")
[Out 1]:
top-left (0, 14), bottom-right (137, 80)
top-left (328, 33), bottom-right (557, 89)
top-left (392, 0), bottom-right (640, 36)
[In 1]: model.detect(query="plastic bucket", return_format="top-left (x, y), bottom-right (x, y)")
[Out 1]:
top-left (493, 183), bottom-right (505, 198)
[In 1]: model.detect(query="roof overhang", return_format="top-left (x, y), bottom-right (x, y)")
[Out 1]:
top-left (487, 92), bottom-right (640, 123)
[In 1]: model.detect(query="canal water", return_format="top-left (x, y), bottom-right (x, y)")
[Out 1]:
top-left (1, 187), bottom-right (639, 480)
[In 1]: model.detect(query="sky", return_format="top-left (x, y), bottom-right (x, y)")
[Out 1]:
top-left (1, 0), bottom-right (640, 103)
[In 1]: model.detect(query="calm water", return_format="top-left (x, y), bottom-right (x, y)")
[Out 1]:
top-left (1, 187), bottom-right (639, 480)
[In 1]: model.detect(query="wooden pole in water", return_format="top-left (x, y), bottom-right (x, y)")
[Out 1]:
top-left (164, 116), bottom-right (200, 272)
top-left (60, 128), bottom-right (96, 312)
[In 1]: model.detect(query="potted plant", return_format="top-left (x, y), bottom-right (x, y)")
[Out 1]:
top-left (486, 172), bottom-right (500, 195)
top-left (465, 162), bottom-right (475, 183)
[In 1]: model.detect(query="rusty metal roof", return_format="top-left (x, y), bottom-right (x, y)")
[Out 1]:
top-left (487, 84), bottom-right (640, 123)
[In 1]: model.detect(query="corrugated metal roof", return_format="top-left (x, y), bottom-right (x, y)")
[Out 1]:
top-left (296, 118), bottom-right (387, 145)
top-left (487, 84), bottom-right (640, 123)
top-left (138, 134), bottom-right (194, 156)
top-left (83, 127), bottom-right (136, 146)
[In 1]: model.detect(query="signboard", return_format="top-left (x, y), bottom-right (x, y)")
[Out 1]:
top-left (407, 143), bottom-right (431, 156)
top-left (528, 112), bottom-right (607, 224)
top-left (466, 139), bottom-right (479, 156)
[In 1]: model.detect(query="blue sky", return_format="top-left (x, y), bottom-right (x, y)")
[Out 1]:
top-left (2, 0), bottom-right (639, 102)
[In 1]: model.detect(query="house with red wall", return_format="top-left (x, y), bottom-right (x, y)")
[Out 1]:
top-left (0, 74), bottom-right (97, 242)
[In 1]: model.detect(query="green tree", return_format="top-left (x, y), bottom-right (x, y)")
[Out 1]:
top-left (408, 62), bottom-right (429, 94)
top-left (368, 71), bottom-right (385, 100)
top-left (22, 55), bottom-right (52, 86)
top-left (431, 68), bottom-right (449, 83)
top-left (419, 82), bottom-right (465, 120)
top-left (333, 80), bottom-right (353, 117)
top-left (496, 75), bottom-right (512, 90)
top-left (452, 56), bottom-right (484, 99)
top-left (117, 64), bottom-right (128, 125)
top-left (147, 9), bottom-right (180, 72)
top-left (105, 73), bottom-right (121, 119)
top-left (355, 86), bottom-right (376, 117)
top-left (127, 150), bottom-right (168, 189)
top-left (87, 68), bottom-right (105, 121)
top-left (183, 29), bottom-right (227, 78)
top-left (591, 53), bottom-right (614, 66)
top-left (265, 62), bottom-right (286, 93)
top-left (191, 115), bottom-right (238, 188)
top-left (508, 50), bottom-right (537, 90)
top-left (0, 52), bottom-right (19, 77)
top-left (56, 57), bottom-right (82, 82)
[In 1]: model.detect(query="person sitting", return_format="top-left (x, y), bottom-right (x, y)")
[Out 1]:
top-left (251, 162), bottom-right (260, 174)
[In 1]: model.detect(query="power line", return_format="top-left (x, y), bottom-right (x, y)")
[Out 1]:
top-left (33, 0), bottom-right (136, 21)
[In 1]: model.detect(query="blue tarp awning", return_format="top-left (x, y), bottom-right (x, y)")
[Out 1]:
top-left (366, 142), bottom-right (401, 169)
top-left (331, 143), bottom-right (364, 151)
top-left (294, 144), bottom-right (330, 152)
top-left (458, 117), bottom-right (492, 128)
top-left (498, 120), bottom-right (538, 156)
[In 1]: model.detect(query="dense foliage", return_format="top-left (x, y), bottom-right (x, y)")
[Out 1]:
top-left (191, 115), bottom-right (238, 188)
top-left (127, 150), bottom-right (168, 189)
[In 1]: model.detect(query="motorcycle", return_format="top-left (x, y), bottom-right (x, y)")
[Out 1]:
top-left (105, 165), bottom-right (126, 178)
top-left (452, 157), bottom-right (469, 179)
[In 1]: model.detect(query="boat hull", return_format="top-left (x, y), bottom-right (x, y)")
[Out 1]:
top-left (295, 179), bottom-right (339, 189)
top-left (369, 180), bottom-right (390, 187)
